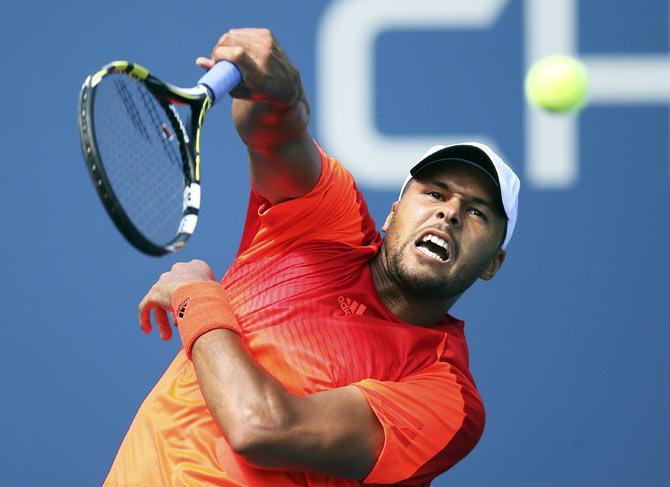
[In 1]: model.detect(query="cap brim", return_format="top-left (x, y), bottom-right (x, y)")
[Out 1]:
top-left (410, 145), bottom-right (505, 214)
top-left (412, 145), bottom-right (499, 185)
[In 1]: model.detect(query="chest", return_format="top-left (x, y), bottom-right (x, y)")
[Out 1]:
top-left (221, 246), bottom-right (450, 393)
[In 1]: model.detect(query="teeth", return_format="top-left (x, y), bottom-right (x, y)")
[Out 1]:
top-left (417, 245), bottom-right (443, 261)
top-left (422, 234), bottom-right (449, 251)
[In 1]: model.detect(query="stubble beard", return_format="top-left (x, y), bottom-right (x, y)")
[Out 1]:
top-left (382, 236), bottom-right (475, 299)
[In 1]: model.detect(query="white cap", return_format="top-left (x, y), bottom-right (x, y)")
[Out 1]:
top-left (399, 142), bottom-right (520, 249)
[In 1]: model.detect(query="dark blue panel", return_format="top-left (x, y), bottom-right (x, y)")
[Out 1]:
top-left (580, 0), bottom-right (669, 54)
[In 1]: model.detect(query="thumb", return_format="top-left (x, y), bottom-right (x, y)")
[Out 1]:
top-left (195, 57), bottom-right (215, 70)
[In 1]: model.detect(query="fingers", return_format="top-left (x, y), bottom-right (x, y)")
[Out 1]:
top-left (139, 298), bottom-right (174, 341)
top-left (137, 260), bottom-right (218, 343)
top-left (215, 28), bottom-right (273, 55)
top-left (138, 260), bottom-right (216, 340)
top-left (207, 29), bottom-right (271, 93)
top-left (139, 295), bottom-right (153, 335)
top-left (154, 308), bottom-right (173, 341)
top-left (196, 29), bottom-right (260, 72)
top-left (139, 283), bottom-right (172, 339)
top-left (210, 45), bottom-right (256, 73)
top-left (200, 28), bottom-right (299, 106)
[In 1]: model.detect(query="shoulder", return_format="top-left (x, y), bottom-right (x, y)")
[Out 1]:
top-left (235, 143), bottom-right (380, 262)
top-left (354, 357), bottom-right (485, 484)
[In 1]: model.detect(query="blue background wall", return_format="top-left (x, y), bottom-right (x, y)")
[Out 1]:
top-left (1, 1), bottom-right (668, 485)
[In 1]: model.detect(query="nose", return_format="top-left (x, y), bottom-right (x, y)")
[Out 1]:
top-left (436, 196), bottom-right (461, 227)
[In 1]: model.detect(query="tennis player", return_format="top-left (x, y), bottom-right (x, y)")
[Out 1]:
top-left (105, 28), bottom-right (520, 486)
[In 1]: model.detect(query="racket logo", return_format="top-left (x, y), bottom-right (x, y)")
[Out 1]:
top-left (160, 124), bottom-right (174, 141)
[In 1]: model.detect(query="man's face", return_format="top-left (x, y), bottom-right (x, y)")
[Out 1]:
top-left (380, 161), bottom-right (507, 298)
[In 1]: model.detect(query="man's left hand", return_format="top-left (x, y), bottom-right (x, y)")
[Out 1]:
top-left (139, 260), bottom-right (216, 340)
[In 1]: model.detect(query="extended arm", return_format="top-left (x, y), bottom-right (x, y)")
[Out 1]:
top-left (197, 28), bottom-right (321, 204)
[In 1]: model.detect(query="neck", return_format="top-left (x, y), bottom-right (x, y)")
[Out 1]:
top-left (369, 252), bottom-right (460, 328)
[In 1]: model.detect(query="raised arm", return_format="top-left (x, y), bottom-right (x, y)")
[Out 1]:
top-left (197, 28), bottom-right (321, 204)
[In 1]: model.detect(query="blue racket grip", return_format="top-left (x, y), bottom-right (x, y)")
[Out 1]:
top-left (197, 61), bottom-right (242, 105)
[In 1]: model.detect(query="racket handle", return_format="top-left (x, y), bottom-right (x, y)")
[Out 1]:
top-left (198, 61), bottom-right (242, 105)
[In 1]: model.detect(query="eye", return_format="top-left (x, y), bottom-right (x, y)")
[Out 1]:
top-left (468, 208), bottom-right (488, 221)
top-left (427, 191), bottom-right (444, 201)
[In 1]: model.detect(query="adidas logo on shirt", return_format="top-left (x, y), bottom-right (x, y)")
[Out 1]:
top-left (338, 296), bottom-right (367, 316)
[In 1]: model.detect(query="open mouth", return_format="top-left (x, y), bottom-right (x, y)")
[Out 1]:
top-left (415, 233), bottom-right (450, 262)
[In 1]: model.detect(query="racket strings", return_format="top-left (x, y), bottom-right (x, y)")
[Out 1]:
top-left (136, 84), bottom-right (183, 170)
top-left (93, 74), bottom-right (187, 245)
top-left (115, 79), bottom-right (151, 143)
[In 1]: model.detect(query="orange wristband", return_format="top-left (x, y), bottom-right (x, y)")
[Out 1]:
top-left (172, 281), bottom-right (242, 359)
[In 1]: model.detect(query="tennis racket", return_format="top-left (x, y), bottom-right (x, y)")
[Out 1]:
top-left (78, 60), bottom-right (241, 256)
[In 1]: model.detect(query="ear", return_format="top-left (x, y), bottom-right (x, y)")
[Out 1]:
top-left (381, 201), bottom-right (398, 233)
top-left (480, 248), bottom-right (506, 281)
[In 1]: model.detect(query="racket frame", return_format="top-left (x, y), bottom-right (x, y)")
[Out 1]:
top-left (78, 61), bottom-right (209, 256)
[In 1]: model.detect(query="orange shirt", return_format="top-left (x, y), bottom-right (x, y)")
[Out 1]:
top-left (105, 148), bottom-right (485, 486)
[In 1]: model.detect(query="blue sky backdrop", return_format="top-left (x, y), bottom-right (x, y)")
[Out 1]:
top-left (1, 1), bottom-right (668, 485)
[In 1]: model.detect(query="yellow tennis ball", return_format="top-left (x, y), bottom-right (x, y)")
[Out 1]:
top-left (525, 55), bottom-right (588, 113)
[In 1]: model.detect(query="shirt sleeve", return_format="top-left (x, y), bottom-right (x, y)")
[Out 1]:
top-left (235, 143), bottom-right (380, 262)
top-left (353, 360), bottom-right (485, 485)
